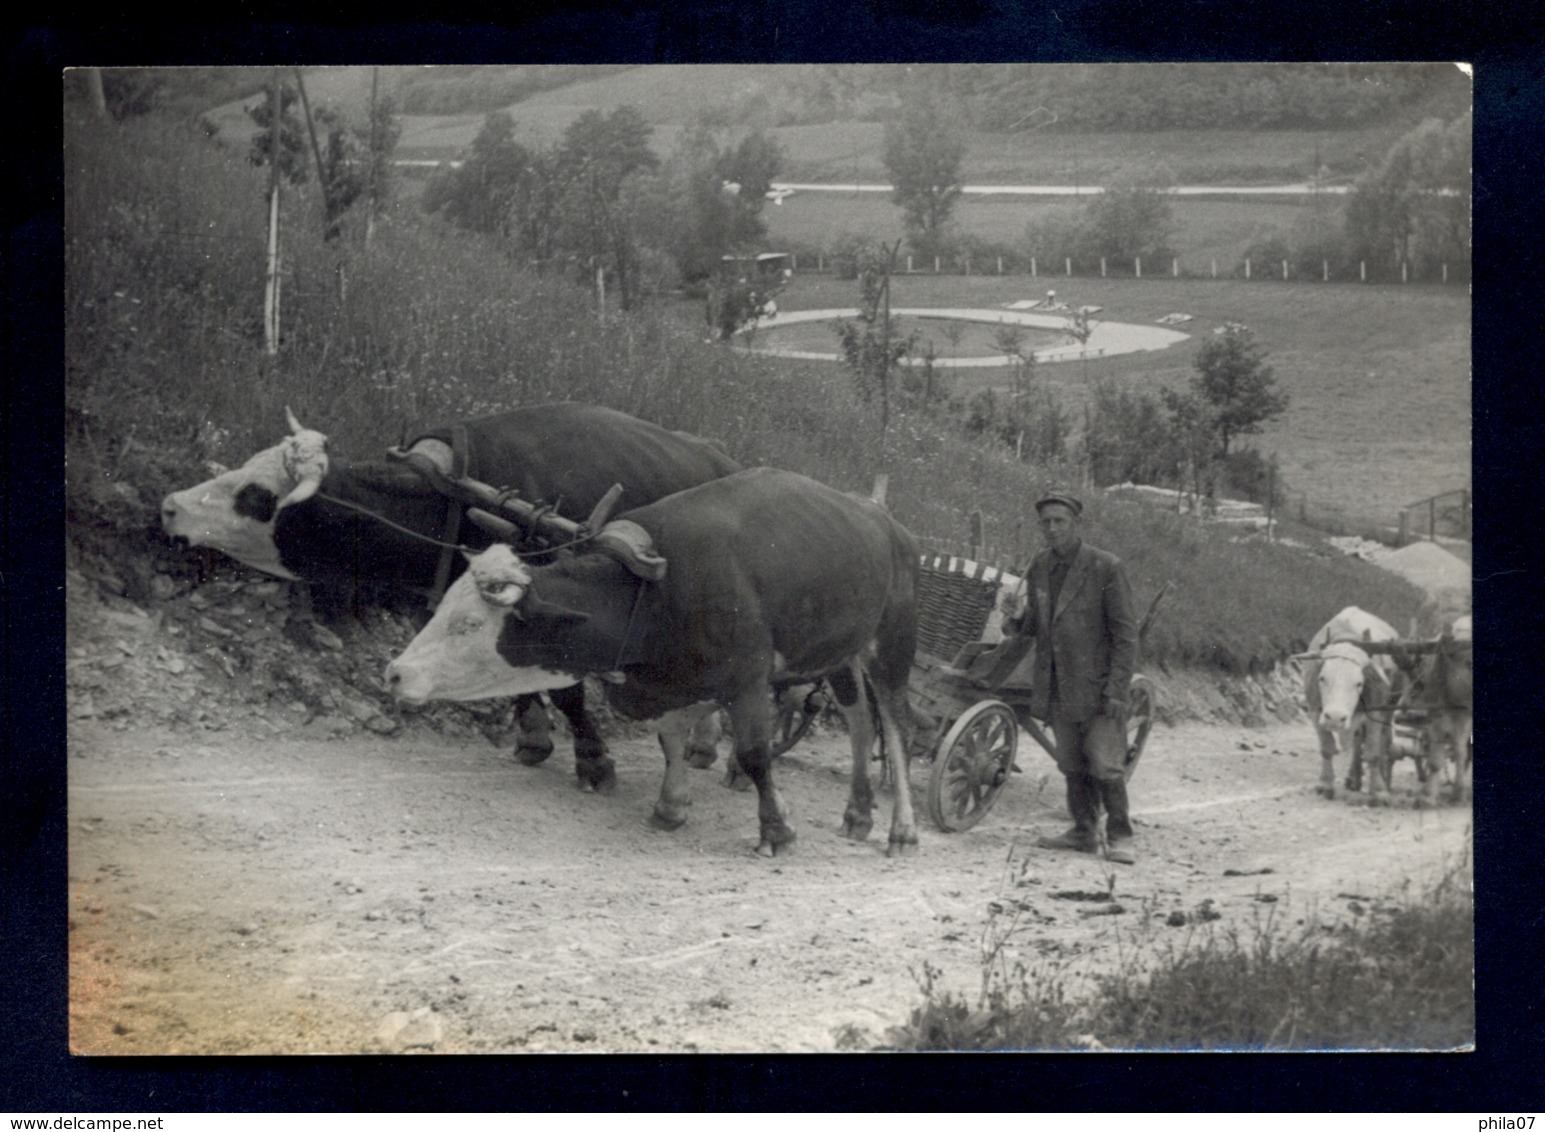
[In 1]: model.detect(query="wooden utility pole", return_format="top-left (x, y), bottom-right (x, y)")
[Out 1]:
top-left (293, 69), bottom-right (335, 239)
top-left (365, 67), bottom-right (380, 247)
top-left (263, 68), bottom-right (283, 356)
top-left (879, 238), bottom-right (902, 436)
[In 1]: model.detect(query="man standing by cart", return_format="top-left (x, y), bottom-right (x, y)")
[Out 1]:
top-left (1001, 490), bottom-right (1140, 864)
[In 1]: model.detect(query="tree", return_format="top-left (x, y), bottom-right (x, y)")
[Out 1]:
top-left (1084, 380), bottom-right (1178, 487)
top-left (558, 106), bottom-right (659, 310)
top-left (665, 125), bottom-right (782, 287)
top-left (835, 241), bottom-right (914, 433)
top-left (1081, 174), bottom-right (1175, 263)
top-left (883, 87), bottom-right (967, 260)
top-left (1159, 387), bottom-right (1219, 510)
top-left (247, 83), bottom-right (310, 186)
top-left (1345, 112), bottom-right (1470, 276)
top-left (430, 112), bottom-right (534, 238)
top-left (1189, 324), bottom-right (1288, 458)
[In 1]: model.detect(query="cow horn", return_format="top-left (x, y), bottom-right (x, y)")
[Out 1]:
top-left (1290, 652), bottom-right (1323, 662)
top-left (275, 417), bottom-right (330, 513)
top-left (277, 474), bottom-right (323, 510)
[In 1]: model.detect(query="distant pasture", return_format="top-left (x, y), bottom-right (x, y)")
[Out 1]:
top-left (762, 192), bottom-right (1315, 274)
top-left (756, 273), bottom-right (1469, 533)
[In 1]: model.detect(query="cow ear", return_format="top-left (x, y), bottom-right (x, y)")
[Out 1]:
top-left (1364, 662), bottom-right (1390, 689)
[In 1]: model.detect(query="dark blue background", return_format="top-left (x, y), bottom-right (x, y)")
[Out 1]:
top-left (8, 6), bottom-right (1536, 1112)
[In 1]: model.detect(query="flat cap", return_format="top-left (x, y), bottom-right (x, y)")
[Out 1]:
top-left (1035, 490), bottom-right (1083, 516)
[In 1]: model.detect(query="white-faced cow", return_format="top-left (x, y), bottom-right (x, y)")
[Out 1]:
top-left (385, 467), bottom-right (922, 858)
top-left (1297, 606), bottom-right (1401, 804)
top-left (161, 403), bottom-right (741, 792)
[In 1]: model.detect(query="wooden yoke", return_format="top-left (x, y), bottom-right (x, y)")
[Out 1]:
top-left (386, 442), bottom-right (624, 548)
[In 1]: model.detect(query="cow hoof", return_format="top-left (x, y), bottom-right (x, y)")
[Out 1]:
top-left (573, 738), bottom-right (610, 761)
top-left (1364, 794), bottom-right (1391, 809)
top-left (687, 747), bottom-right (719, 770)
top-left (722, 766), bottom-right (754, 792)
top-left (755, 824), bottom-right (797, 857)
top-left (514, 742), bottom-right (555, 767)
top-left (1315, 785), bottom-right (1336, 800)
top-left (648, 808), bottom-right (688, 832)
top-left (841, 813), bottom-right (874, 841)
top-left (886, 836), bottom-right (919, 858)
top-left (576, 756), bottom-right (617, 795)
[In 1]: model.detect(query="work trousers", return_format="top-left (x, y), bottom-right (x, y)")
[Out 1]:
top-left (1048, 706), bottom-right (1133, 841)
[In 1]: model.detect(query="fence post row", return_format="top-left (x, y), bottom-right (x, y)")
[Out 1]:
top-left (781, 250), bottom-right (1460, 285)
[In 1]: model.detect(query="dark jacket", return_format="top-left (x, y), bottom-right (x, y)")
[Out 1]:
top-left (1005, 540), bottom-right (1137, 722)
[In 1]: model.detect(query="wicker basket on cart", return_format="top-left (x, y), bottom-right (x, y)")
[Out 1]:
top-left (908, 553), bottom-right (1008, 758)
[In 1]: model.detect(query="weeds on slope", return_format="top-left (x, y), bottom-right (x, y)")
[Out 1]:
top-left (886, 839), bottom-right (1474, 1051)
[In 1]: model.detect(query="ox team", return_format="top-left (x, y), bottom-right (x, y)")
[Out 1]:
top-left (162, 403), bottom-right (740, 794)
top-left (163, 401), bottom-right (1471, 860)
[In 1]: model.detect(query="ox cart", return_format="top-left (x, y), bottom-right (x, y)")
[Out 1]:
top-left (1353, 626), bottom-right (1474, 800)
top-left (402, 464), bottom-right (1170, 826)
top-left (762, 552), bottom-right (1169, 833)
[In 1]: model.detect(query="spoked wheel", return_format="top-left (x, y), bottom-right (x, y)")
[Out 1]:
top-left (927, 700), bottom-right (1019, 832)
top-left (716, 683), bottom-right (827, 764)
top-left (768, 682), bottom-right (826, 757)
top-left (1123, 675), bottom-right (1156, 782)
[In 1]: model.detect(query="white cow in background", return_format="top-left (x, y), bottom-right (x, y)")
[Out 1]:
top-left (1299, 606), bottom-right (1401, 804)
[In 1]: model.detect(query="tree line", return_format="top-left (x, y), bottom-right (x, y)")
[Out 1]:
top-left (887, 86), bottom-right (1470, 284)
top-left (421, 106), bottom-right (784, 323)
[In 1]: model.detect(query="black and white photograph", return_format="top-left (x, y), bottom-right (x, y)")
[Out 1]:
top-left (61, 62), bottom-right (1474, 1056)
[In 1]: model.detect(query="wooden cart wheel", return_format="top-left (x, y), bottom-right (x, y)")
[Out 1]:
top-left (714, 683), bottom-right (826, 768)
top-left (1123, 675), bottom-right (1155, 782)
top-left (768, 682), bottom-right (825, 757)
top-left (927, 700), bottom-right (1019, 832)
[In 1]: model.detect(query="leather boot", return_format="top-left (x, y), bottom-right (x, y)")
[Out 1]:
top-left (1037, 774), bottom-right (1098, 852)
top-left (1098, 776), bottom-right (1137, 864)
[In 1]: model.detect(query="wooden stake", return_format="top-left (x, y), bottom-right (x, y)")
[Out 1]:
top-left (263, 68), bottom-right (282, 356)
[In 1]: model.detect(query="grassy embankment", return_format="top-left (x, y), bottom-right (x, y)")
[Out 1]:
top-left (65, 112), bottom-right (1429, 677)
top-left (887, 849), bottom-right (1473, 1051)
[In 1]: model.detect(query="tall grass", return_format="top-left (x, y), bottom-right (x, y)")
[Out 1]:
top-left (890, 845), bottom-right (1474, 1051)
top-left (65, 110), bottom-right (1430, 673)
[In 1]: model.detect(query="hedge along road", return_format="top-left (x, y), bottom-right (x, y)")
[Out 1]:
top-left (737, 307), bottom-right (1191, 367)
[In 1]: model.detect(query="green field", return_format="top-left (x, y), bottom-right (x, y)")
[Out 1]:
top-left (759, 273), bottom-right (1469, 533)
top-left (763, 193), bottom-right (1316, 269)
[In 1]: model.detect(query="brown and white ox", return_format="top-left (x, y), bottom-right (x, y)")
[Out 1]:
top-left (385, 467), bottom-right (921, 858)
top-left (161, 403), bottom-right (742, 792)
top-left (1297, 606), bottom-right (1401, 804)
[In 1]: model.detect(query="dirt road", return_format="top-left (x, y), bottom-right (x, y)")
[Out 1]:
top-left (68, 713), bottom-right (1472, 1054)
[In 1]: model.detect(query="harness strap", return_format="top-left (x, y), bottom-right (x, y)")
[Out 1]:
top-left (611, 575), bottom-right (649, 672)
